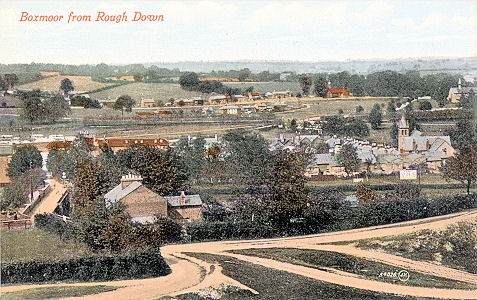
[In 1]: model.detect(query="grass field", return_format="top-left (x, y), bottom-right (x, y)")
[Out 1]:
top-left (1, 229), bottom-right (95, 264)
top-left (180, 253), bottom-right (416, 300)
top-left (0, 286), bottom-right (118, 300)
top-left (89, 82), bottom-right (205, 100)
top-left (17, 75), bottom-right (112, 92)
top-left (231, 248), bottom-right (476, 290)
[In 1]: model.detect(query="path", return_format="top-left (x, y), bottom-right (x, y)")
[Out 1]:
top-left (27, 179), bottom-right (68, 220)
top-left (3, 209), bottom-right (477, 299)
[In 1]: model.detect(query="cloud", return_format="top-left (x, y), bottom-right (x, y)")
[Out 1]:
top-left (352, 1), bottom-right (394, 23)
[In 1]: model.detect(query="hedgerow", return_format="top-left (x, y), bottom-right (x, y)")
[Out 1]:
top-left (1, 248), bottom-right (170, 284)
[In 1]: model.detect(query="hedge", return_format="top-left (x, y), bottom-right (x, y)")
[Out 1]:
top-left (1, 248), bottom-right (171, 284)
top-left (186, 193), bottom-right (477, 242)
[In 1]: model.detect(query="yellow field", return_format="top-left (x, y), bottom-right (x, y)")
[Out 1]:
top-left (17, 75), bottom-right (112, 92)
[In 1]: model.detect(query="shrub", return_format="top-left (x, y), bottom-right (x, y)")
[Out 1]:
top-left (1, 248), bottom-right (170, 284)
top-left (418, 100), bottom-right (432, 111)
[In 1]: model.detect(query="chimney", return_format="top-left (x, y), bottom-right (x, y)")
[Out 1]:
top-left (121, 173), bottom-right (142, 189)
top-left (180, 191), bottom-right (186, 206)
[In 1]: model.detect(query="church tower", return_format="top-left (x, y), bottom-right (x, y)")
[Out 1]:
top-left (398, 114), bottom-right (409, 154)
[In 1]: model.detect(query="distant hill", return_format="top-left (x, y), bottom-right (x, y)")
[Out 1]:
top-left (144, 57), bottom-right (477, 74)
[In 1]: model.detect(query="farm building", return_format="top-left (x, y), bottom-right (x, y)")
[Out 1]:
top-left (96, 137), bottom-right (169, 151)
top-left (325, 88), bottom-right (351, 98)
top-left (219, 105), bottom-right (241, 115)
top-left (141, 99), bottom-right (157, 108)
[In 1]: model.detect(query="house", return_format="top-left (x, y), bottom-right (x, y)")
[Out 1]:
top-left (243, 92), bottom-right (261, 100)
top-left (105, 174), bottom-right (168, 224)
top-left (447, 78), bottom-right (474, 103)
top-left (104, 175), bottom-right (202, 224)
top-left (141, 99), bottom-right (157, 108)
top-left (305, 153), bottom-right (346, 177)
top-left (164, 192), bottom-right (203, 223)
top-left (208, 94), bottom-right (229, 104)
top-left (325, 88), bottom-right (351, 98)
top-left (219, 105), bottom-right (241, 115)
top-left (280, 72), bottom-right (292, 81)
top-left (272, 91), bottom-right (291, 98)
top-left (98, 99), bottom-right (116, 109)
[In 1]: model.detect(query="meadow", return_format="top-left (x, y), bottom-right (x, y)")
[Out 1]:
top-left (17, 75), bottom-right (112, 92)
top-left (89, 82), bottom-right (205, 100)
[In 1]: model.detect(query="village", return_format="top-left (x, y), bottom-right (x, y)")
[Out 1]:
top-left (1, 0), bottom-right (477, 296)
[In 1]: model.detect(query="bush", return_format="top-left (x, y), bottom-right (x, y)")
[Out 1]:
top-left (34, 213), bottom-right (68, 237)
top-left (418, 100), bottom-right (432, 111)
top-left (186, 220), bottom-right (278, 242)
top-left (1, 248), bottom-right (170, 284)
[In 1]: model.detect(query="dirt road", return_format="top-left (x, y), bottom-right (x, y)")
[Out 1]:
top-left (3, 209), bottom-right (477, 299)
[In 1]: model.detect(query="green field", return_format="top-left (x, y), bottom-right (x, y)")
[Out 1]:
top-left (179, 253), bottom-right (414, 300)
top-left (1, 229), bottom-right (95, 263)
top-left (0, 286), bottom-right (118, 300)
top-left (231, 248), bottom-right (476, 290)
top-left (89, 82), bottom-right (205, 101)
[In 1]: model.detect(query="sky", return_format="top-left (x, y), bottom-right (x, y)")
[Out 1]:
top-left (0, 0), bottom-right (476, 64)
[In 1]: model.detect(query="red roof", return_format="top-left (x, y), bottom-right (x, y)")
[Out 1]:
top-left (46, 141), bottom-right (72, 151)
top-left (328, 88), bottom-right (350, 95)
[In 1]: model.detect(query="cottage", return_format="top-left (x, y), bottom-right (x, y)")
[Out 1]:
top-left (164, 192), bottom-right (203, 223)
top-left (141, 99), bottom-right (157, 108)
top-left (98, 99), bottom-right (116, 109)
top-left (104, 175), bottom-right (202, 224)
top-left (105, 174), bottom-right (168, 224)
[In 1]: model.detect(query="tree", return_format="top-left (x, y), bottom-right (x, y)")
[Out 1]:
top-left (313, 77), bottom-right (328, 97)
top-left (238, 68), bottom-right (251, 82)
top-left (0, 75), bottom-right (5, 91)
top-left (418, 100), bottom-right (432, 111)
top-left (70, 159), bottom-right (108, 250)
top-left (264, 151), bottom-right (309, 229)
top-left (369, 104), bottom-right (382, 130)
top-left (7, 145), bottom-right (43, 178)
top-left (3, 74), bottom-right (18, 90)
top-left (179, 72), bottom-right (200, 90)
top-left (449, 120), bottom-right (477, 150)
top-left (390, 123), bottom-right (399, 148)
top-left (100, 203), bottom-right (133, 253)
top-left (386, 102), bottom-right (396, 116)
top-left (335, 144), bottom-right (359, 177)
top-left (18, 90), bottom-right (44, 123)
top-left (443, 145), bottom-right (477, 194)
top-left (458, 89), bottom-right (476, 110)
top-left (121, 146), bottom-right (187, 195)
top-left (114, 95), bottom-right (135, 116)
top-left (173, 136), bottom-right (206, 184)
top-left (223, 131), bottom-right (270, 186)
top-left (300, 76), bottom-right (313, 96)
top-left (356, 105), bottom-right (364, 114)
top-left (43, 94), bottom-right (71, 123)
top-left (338, 108), bottom-right (344, 115)
top-left (60, 78), bottom-right (74, 96)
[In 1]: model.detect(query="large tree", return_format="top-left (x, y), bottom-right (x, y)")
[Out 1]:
top-left (263, 150), bottom-right (309, 229)
top-left (300, 76), bottom-right (313, 96)
top-left (443, 145), bottom-right (477, 194)
top-left (7, 145), bottom-right (43, 178)
top-left (18, 90), bottom-right (44, 123)
top-left (458, 89), bottom-right (476, 110)
top-left (120, 146), bottom-right (187, 195)
top-left (369, 103), bottom-right (383, 130)
top-left (313, 76), bottom-right (328, 97)
top-left (335, 144), bottom-right (359, 177)
top-left (179, 72), bottom-right (200, 91)
top-left (60, 78), bottom-right (74, 96)
top-left (223, 131), bottom-right (270, 186)
top-left (173, 136), bottom-right (206, 184)
top-left (449, 119), bottom-right (477, 150)
top-left (114, 95), bottom-right (136, 116)
top-left (43, 94), bottom-right (71, 123)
